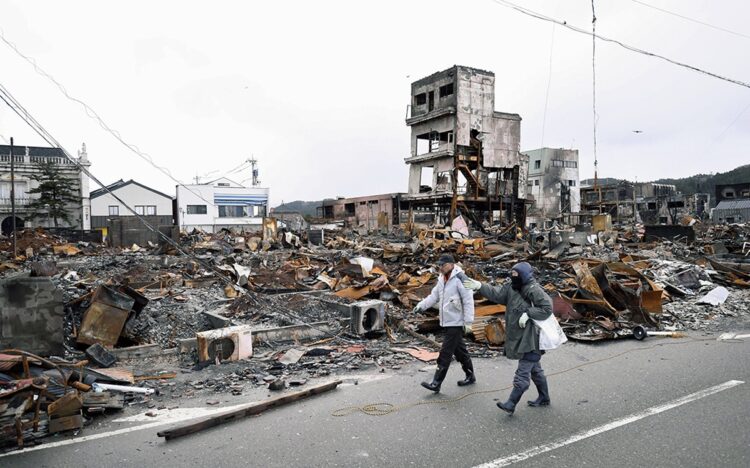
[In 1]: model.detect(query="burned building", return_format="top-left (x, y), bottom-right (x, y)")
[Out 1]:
top-left (319, 193), bottom-right (404, 232)
top-left (524, 147), bottom-right (580, 228)
top-left (715, 183), bottom-right (750, 204)
top-left (403, 66), bottom-right (528, 228)
top-left (581, 181), bottom-right (695, 225)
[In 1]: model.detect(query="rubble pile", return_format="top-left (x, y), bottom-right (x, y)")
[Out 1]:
top-left (2, 221), bottom-right (750, 449)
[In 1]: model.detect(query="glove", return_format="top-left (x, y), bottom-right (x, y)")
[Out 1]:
top-left (412, 305), bottom-right (422, 314)
top-left (463, 324), bottom-right (473, 335)
top-left (519, 312), bottom-right (529, 329)
top-left (462, 277), bottom-right (482, 291)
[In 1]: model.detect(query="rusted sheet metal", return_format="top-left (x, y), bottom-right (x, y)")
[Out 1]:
top-left (572, 261), bottom-right (604, 297)
top-left (77, 285), bottom-right (134, 347)
top-left (475, 304), bottom-right (506, 317)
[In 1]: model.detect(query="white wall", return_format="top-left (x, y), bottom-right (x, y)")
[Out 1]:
top-left (91, 183), bottom-right (173, 217)
top-left (176, 182), bottom-right (269, 232)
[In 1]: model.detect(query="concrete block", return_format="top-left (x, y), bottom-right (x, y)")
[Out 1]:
top-left (0, 274), bottom-right (64, 356)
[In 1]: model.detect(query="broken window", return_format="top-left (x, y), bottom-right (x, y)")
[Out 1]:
top-left (108, 205), bottom-right (119, 216)
top-left (534, 180), bottom-right (539, 186)
top-left (568, 180), bottom-right (576, 187)
top-left (415, 93), bottom-right (426, 105)
top-left (187, 205), bottom-right (207, 215)
top-left (439, 83), bottom-right (454, 97)
top-left (345, 203), bottom-right (355, 215)
top-left (552, 160), bottom-right (564, 168)
top-left (428, 91), bottom-right (434, 111)
top-left (534, 160), bottom-right (541, 170)
top-left (420, 166), bottom-right (434, 188)
top-left (564, 161), bottom-right (578, 168)
top-left (648, 202), bottom-right (657, 210)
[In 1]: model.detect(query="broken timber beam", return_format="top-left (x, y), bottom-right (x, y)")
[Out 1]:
top-left (399, 326), bottom-right (441, 349)
top-left (157, 380), bottom-right (342, 440)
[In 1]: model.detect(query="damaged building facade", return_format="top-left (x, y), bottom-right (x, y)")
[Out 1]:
top-left (318, 193), bottom-right (403, 233)
top-left (524, 147), bottom-right (580, 229)
top-left (403, 66), bottom-right (528, 228)
top-left (579, 181), bottom-right (700, 225)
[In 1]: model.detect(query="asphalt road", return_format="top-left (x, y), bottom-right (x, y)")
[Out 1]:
top-left (3, 331), bottom-right (749, 468)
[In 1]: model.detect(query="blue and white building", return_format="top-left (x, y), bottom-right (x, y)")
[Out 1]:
top-left (175, 177), bottom-right (269, 232)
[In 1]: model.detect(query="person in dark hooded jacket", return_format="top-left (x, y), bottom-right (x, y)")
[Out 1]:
top-left (463, 262), bottom-right (552, 415)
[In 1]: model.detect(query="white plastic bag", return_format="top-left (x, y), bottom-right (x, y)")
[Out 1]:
top-left (533, 315), bottom-right (567, 350)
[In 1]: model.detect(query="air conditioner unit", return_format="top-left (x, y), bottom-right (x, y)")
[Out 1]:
top-left (196, 325), bottom-right (253, 363)
top-left (350, 300), bottom-right (386, 335)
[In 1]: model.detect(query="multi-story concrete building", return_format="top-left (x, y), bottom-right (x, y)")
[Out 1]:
top-left (0, 143), bottom-right (91, 235)
top-left (403, 65), bottom-right (528, 227)
top-left (524, 147), bottom-right (580, 228)
top-left (176, 177), bottom-right (269, 232)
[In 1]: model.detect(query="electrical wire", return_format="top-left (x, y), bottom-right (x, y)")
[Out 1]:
top-left (0, 81), bottom-right (349, 344)
top-left (630, 0), bottom-right (750, 40)
top-left (488, 0), bottom-right (750, 90)
top-left (539, 17), bottom-right (556, 148)
top-left (0, 28), bottom-right (219, 209)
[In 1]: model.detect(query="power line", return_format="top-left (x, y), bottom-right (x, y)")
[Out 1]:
top-left (0, 28), bottom-right (219, 209)
top-left (0, 82), bottom-right (348, 344)
top-left (489, 0), bottom-right (750, 90)
top-left (630, 0), bottom-right (750, 40)
top-left (539, 18), bottom-right (556, 148)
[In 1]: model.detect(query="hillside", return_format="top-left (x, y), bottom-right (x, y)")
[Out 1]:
top-left (273, 199), bottom-right (329, 217)
top-left (654, 164), bottom-right (750, 198)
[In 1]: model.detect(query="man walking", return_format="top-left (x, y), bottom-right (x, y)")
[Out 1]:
top-left (412, 254), bottom-right (475, 392)
top-left (463, 262), bottom-right (552, 415)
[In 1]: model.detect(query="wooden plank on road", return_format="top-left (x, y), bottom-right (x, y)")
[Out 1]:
top-left (157, 380), bottom-right (342, 440)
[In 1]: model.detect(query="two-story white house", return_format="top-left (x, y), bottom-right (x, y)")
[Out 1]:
top-left (175, 178), bottom-right (269, 232)
top-left (89, 179), bottom-right (174, 228)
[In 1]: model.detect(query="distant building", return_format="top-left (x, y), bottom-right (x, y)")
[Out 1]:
top-left (402, 65), bottom-right (528, 227)
top-left (0, 143), bottom-right (91, 235)
top-left (318, 193), bottom-right (404, 232)
top-left (715, 183), bottom-right (750, 204)
top-left (712, 199), bottom-right (750, 224)
top-left (176, 177), bottom-right (269, 232)
top-left (524, 148), bottom-right (580, 228)
top-left (90, 179), bottom-right (174, 228)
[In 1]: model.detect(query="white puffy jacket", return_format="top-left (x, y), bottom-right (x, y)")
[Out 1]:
top-left (416, 265), bottom-right (475, 327)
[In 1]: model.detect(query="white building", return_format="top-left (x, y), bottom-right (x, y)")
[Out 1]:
top-left (0, 143), bottom-right (91, 235)
top-left (90, 179), bottom-right (174, 228)
top-left (176, 178), bottom-right (269, 232)
top-left (524, 147), bottom-right (580, 228)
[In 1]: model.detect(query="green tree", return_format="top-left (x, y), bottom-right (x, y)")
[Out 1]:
top-left (27, 160), bottom-right (81, 228)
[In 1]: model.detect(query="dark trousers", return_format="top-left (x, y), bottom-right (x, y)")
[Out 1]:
top-left (437, 326), bottom-right (472, 369)
top-left (512, 351), bottom-right (547, 396)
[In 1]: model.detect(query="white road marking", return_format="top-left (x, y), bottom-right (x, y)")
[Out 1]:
top-left (474, 380), bottom-right (744, 468)
top-left (718, 332), bottom-right (750, 341)
top-left (0, 374), bottom-right (391, 458)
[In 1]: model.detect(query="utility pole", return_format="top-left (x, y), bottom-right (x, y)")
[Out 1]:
top-left (10, 137), bottom-right (17, 259)
top-left (248, 156), bottom-right (261, 187)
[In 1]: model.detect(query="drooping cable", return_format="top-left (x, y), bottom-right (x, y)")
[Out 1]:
top-left (489, 0), bottom-right (750, 90)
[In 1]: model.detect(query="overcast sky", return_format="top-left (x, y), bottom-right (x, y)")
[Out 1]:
top-left (1, 0), bottom-right (748, 206)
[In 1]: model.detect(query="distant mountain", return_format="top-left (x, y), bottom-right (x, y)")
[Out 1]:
top-left (273, 199), bottom-right (330, 217)
top-left (579, 177), bottom-right (623, 187)
top-left (653, 164), bottom-right (750, 199)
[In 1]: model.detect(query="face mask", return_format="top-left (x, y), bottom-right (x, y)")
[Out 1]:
top-left (511, 275), bottom-right (523, 290)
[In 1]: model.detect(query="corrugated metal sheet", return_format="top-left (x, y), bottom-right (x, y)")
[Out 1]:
top-left (715, 199), bottom-right (750, 210)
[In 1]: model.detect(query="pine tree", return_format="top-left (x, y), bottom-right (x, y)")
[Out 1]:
top-left (27, 160), bottom-right (81, 228)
